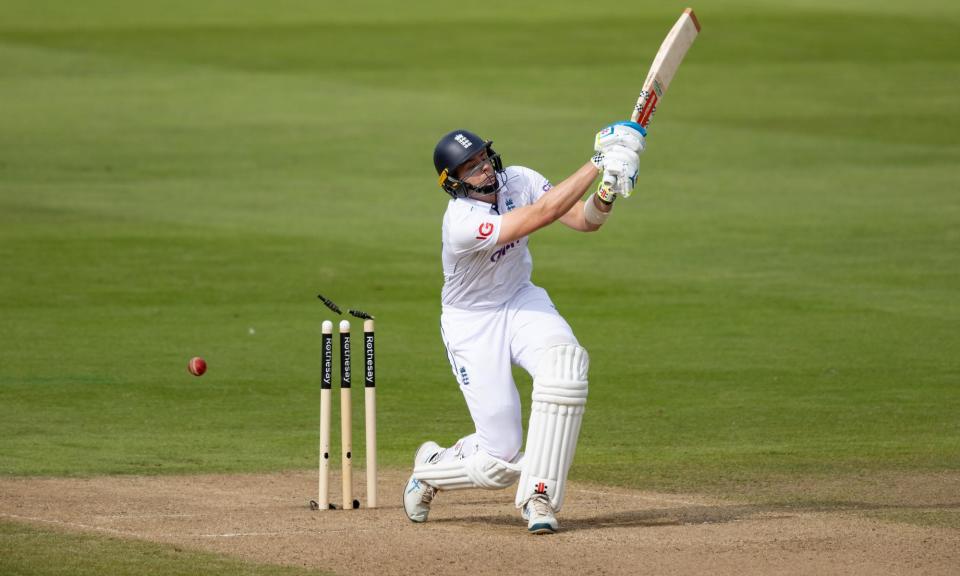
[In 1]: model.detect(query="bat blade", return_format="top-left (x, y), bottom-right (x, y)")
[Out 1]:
top-left (631, 8), bottom-right (701, 128)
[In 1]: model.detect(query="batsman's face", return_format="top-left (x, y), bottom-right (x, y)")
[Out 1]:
top-left (457, 151), bottom-right (496, 189)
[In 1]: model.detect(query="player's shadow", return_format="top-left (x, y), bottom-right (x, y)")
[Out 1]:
top-left (432, 500), bottom-right (960, 533)
top-left (433, 503), bottom-right (775, 532)
top-left (566, 503), bottom-right (774, 531)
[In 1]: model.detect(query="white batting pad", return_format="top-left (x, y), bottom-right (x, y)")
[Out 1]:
top-left (414, 449), bottom-right (522, 491)
top-left (515, 344), bottom-right (588, 512)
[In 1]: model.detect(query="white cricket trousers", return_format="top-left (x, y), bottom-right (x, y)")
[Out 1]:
top-left (440, 282), bottom-right (578, 463)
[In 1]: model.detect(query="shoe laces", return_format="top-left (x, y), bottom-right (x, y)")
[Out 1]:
top-left (420, 483), bottom-right (437, 505)
top-left (527, 494), bottom-right (552, 517)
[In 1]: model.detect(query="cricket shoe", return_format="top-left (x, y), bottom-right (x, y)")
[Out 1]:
top-left (521, 494), bottom-right (558, 534)
top-left (402, 441), bottom-right (442, 523)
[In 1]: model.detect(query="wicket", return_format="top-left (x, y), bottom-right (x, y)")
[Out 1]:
top-left (317, 320), bottom-right (333, 510)
top-left (311, 315), bottom-right (377, 510)
top-left (363, 318), bottom-right (377, 508)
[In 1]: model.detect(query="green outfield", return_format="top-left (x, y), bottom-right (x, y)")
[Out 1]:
top-left (1, 0), bottom-right (958, 572)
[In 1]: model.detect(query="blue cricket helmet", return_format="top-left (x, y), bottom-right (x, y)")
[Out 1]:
top-left (433, 129), bottom-right (503, 198)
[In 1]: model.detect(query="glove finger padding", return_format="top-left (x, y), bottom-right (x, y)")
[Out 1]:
top-left (600, 146), bottom-right (640, 198)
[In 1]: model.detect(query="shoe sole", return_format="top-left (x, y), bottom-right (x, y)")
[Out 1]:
top-left (528, 522), bottom-right (557, 535)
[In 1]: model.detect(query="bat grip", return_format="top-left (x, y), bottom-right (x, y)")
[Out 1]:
top-left (601, 170), bottom-right (617, 190)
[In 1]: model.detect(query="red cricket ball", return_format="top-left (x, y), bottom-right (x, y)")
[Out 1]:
top-left (188, 357), bottom-right (207, 376)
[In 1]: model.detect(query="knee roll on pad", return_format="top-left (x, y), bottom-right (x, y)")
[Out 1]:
top-left (413, 450), bottom-right (522, 491)
top-left (515, 344), bottom-right (588, 512)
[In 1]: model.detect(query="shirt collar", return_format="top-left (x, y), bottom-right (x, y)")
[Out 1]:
top-left (452, 171), bottom-right (505, 213)
top-left (457, 195), bottom-right (498, 213)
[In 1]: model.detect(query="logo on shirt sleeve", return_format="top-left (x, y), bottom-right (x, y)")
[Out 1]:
top-left (476, 221), bottom-right (494, 240)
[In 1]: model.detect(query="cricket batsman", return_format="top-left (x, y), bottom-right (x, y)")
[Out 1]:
top-left (402, 123), bottom-right (645, 534)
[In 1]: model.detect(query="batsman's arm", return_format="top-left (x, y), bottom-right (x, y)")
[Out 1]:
top-left (558, 193), bottom-right (613, 232)
top-left (497, 162), bottom-right (599, 245)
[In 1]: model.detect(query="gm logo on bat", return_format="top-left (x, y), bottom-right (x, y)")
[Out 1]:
top-left (476, 222), bottom-right (494, 240)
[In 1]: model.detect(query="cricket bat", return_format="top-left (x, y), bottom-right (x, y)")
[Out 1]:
top-left (602, 8), bottom-right (701, 192)
top-left (632, 8), bottom-right (701, 128)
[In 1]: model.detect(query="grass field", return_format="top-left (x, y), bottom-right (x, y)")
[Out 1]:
top-left (0, 521), bottom-right (330, 576)
top-left (1, 0), bottom-right (958, 572)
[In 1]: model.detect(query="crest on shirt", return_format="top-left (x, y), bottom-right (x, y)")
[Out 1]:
top-left (504, 198), bottom-right (515, 211)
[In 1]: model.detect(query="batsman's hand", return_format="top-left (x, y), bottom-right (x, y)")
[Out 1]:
top-left (591, 121), bottom-right (645, 200)
top-left (594, 121), bottom-right (646, 156)
top-left (595, 146), bottom-right (639, 200)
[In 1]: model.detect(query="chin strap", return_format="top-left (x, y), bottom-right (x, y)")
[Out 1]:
top-left (464, 173), bottom-right (502, 202)
top-left (467, 178), bottom-right (500, 198)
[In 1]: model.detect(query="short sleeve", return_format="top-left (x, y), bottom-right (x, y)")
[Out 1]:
top-left (523, 167), bottom-right (554, 203)
top-left (446, 210), bottom-right (503, 255)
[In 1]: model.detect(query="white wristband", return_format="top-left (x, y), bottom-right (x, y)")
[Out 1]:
top-left (583, 193), bottom-right (611, 226)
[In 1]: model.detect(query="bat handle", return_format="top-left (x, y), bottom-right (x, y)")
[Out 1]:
top-left (601, 171), bottom-right (617, 191)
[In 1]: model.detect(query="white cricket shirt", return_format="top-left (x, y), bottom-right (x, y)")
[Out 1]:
top-left (440, 166), bottom-right (553, 309)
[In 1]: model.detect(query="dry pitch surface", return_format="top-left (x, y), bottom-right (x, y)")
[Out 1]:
top-left (2, 470), bottom-right (958, 575)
